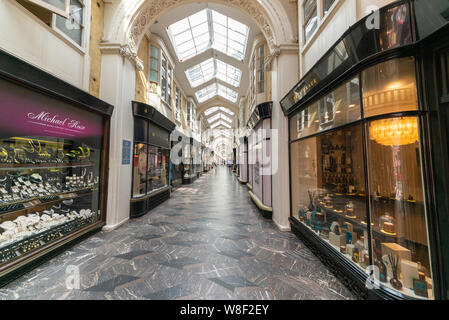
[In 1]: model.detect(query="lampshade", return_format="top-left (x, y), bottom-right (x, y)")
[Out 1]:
top-left (369, 117), bottom-right (419, 146)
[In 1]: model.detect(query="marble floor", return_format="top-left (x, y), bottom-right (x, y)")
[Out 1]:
top-left (0, 167), bottom-right (354, 300)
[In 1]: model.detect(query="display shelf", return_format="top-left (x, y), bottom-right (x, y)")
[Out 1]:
top-left (0, 162), bottom-right (95, 170)
top-left (0, 211), bottom-right (100, 265)
top-left (0, 187), bottom-right (98, 213)
top-left (296, 217), bottom-right (432, 300)
top-left (317, 203), bottom-right (399, 242)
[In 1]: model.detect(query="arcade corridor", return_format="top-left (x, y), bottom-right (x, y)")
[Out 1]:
top-left (0, 167), bottom-right (352, 300)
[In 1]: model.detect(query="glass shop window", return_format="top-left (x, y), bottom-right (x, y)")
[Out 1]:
top-left (379, 3), bottom-right (412, 51)
top-left (362, 57), bottom-right (418, 118)
top-left (289, 76), bottom-right (361, 140)
top-left (132, 143), bottom-right (147, 197)
top-left (0, 78), bottom-right (103, 265)
top-left (146, 146), bottom-right (169, 194)
top-left (366, 116), bottom-right (433, 299)
top-left (290, 124), bottom-right (369, 272)
top-left (150, 45), bottom-right (160, 83)
top-left (304, 0), bottom-right (318, 44)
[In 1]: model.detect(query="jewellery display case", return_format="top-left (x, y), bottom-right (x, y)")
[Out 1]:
top-left (247, 102), bottom-right (272, 218)
top-left (282, 0), bottom-right (449, 300)
top-left (0, 49), bottom-right (112, 285)
top-left (130, 101), bottom-right (175, 218)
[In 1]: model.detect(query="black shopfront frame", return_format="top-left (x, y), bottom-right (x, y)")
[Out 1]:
top-left (130, 101), bottom-right (175, 218)
top-left (282, 0), bottom-right (449, 300)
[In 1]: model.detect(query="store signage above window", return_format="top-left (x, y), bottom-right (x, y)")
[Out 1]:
top-left (0, 78), bottom-right (103, 145)
top-left (281, 76), bottom-right (319, 113)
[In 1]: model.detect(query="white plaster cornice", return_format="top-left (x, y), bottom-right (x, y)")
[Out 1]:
top-left (99, 43), bottom-right (144, 71)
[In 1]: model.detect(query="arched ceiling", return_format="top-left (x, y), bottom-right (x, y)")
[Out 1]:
top-left (150, 2), bottom-right (260, 127)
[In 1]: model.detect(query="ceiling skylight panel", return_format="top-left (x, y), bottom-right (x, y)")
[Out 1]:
top-left (168, 9), bottom-right (249, 62)
top-left (219, 107), bottom-right (234, 115)
top-left (208, 113), bottom-right (233, 124)
top-left (196, 83), bottom-right (217, 103)
top-left (186, 58), bottom-right (215, 87)
top-left (194, 79), bottom-right (239, 104)
top-left (204, 107), bottom-right (220, 115)
top-left (211, 10), bottom-right (249, 61)
top-left (217, 84), bottom-right (238, 103)
top-left (167, 9), bottom-right (211, 62)
top-left (220, 114), bottom-right (233, 123)
top-left (216, 60), bottom-right (241, 87)
top-left (208, 114), bottom-right (221, 123)
top-left (211, 120), bottom-right (232, 129)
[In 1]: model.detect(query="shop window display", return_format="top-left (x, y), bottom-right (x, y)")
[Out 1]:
top-left (146, 146), bottom-right (169, 194)
top-left (0, 78), bottom-right (105, 266)
top-left (132, 143), bottom-right (170, 198)
top-left (289, 57), bottom-right (434, 299)
top-left (290, 125), bottom-right (369, 271)
top-left (366, 116), bottom-right (433, 299)
top-left (132, 143), bottom-right (147, 197)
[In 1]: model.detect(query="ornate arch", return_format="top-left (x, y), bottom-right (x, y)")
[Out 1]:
top-left (105, 0), bottom-right (297, 57)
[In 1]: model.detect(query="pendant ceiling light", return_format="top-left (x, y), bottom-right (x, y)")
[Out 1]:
top-left (369, 117), bottom-right (418, 146)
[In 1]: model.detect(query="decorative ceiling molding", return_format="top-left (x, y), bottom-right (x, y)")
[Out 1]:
top-left (100, 43), bottom-right (144, 71)
top-left (127, 0), bottom-right (277, 56)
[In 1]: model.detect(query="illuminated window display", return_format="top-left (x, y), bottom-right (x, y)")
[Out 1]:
top-left (282, 0), bottom-right (449, 301)
top-left (131, 102), bottom-right (175, 218)
top-left (289, 57), bottom-right (433, 299)
top-left (0, 50), bottom-right (112, 282)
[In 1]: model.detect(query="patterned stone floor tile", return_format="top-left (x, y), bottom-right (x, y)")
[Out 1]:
top-left (0, 167), bottom-right (354, 300)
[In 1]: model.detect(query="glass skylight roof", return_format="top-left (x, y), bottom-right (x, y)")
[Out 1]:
top-left (195, 83), bottom-right (238, 103)
top-left (216, 60), bottom-right (241, 87)
top-left (211, 120), bottom-right (232, 129)
top-left (185, 58), bottom-right (215, 87)
top-left (185, 58), bottom-right (242, 88)
top-left (217, 84), bottom-right (238, 102)
top-left (204, 107), bottom-right (235, 116)
top-left (167, 9), bottom-right (249, 62)
top-left (212, 11), bottom-right (249, 61)
top-left (208, 113), bottom-right (233, 124)
top-left (214, 129), bottom-right (232, 138)
top-left (167, 9), bottom-right (210, 62)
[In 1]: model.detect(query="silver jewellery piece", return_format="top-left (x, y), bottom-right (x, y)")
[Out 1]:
top-left (81, 168), bottom-right (87, 178)
top-left (63, 199), bottom-right (74, 206)
top-left (0, 175), bottom-right (7, 182)
top-left (87, 172), bottom-right (93, 183)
